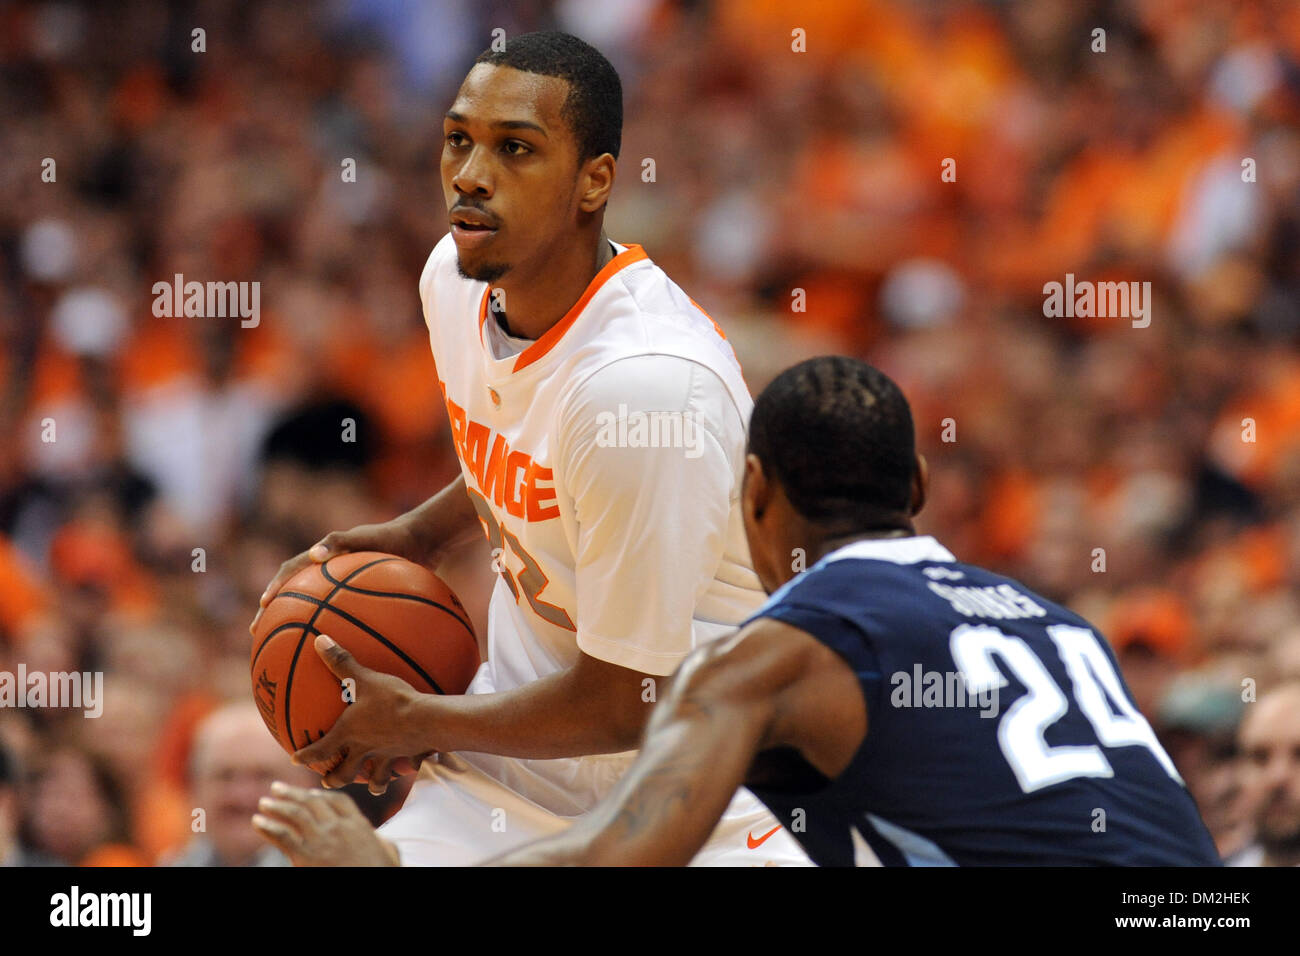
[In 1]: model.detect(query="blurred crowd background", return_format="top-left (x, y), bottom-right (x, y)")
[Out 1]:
top-left (1, 0), bottom-right (1298, 866)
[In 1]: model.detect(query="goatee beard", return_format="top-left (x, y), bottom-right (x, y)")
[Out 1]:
top-left (457, 258), bottom-right (509, 284)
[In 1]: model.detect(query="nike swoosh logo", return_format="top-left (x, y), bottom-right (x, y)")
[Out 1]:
top-left (747, 825), bottom-right (782, 849)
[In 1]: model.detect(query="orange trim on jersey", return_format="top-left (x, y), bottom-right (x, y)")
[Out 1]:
top-left (688, 294), bottom-right (746, 385)
top-left (514, 242), bottom-right (648, 371)
top-left (688, 295), bottom-right (728, 341)
top-left (476, 243), bottom-right (650, 373)
top-left (477, 288), bottom-right (491, 347)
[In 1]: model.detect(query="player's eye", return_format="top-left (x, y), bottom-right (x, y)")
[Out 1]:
top-left (445, 131), bottom-right (468, 148)
top-left (502, 140), bottom-right (531, 156)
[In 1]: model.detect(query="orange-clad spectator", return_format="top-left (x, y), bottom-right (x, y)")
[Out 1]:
top-left (117, 318), bottom-right (202, 395)
top-left (1104, 588), bottom-right (1196, 717)
top-left (980, 467), bottom-right (1041, 563)
top-left (0, 536), bottom-right (48, 644)
top-left (713, 0), bottom-right (880, 65)
top-left (48, 513), bottom-right (157, 616)
top-left (1209, 356), bottom-right (1300, 493)
top-left (1106, 588), bottom-right (1195, 661)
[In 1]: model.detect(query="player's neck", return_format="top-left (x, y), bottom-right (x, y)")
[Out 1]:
top-left (765, 522), bottom-right (917, 590)
top-left (490, 230), bottom-right (614, 340)
top-left (808, 525), bottom-right (916, 565)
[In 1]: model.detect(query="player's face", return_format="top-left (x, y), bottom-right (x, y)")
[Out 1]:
top-left (441, 64), bottom-right (584, 284)
top-left (1238, 693), bottom-right (1300, 849)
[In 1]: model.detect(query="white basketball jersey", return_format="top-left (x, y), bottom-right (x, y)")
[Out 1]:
top-left (419, 233), bottom-right (765, 812)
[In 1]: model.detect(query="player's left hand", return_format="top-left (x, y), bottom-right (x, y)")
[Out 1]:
top-left (292, 635), bottom-right (439, 792)
top-left (253, 782), bottom-right (400, 866)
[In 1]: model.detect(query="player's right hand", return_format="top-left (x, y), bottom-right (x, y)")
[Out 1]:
top-left (293, 635), bottom-right (439, 793)
top-left (249, 518), bottom-right (431, 636)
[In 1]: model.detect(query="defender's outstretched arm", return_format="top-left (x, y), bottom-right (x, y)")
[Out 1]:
top-left (487, 618), bottom-right (867, 866)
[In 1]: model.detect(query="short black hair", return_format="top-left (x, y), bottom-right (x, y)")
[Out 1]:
top-left (473, 31), bottom-right (622, 162)
top-left (748, 356), bottom-right (917, 531)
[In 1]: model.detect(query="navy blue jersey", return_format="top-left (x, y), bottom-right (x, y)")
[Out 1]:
top-left (743, 536), bottom-right (1220, 867)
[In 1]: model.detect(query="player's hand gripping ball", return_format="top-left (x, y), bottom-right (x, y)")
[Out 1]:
top-left (250, 552), bottom-right (479, 783)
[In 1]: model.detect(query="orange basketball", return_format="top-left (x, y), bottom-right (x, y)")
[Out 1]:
top-left (250, 551), bottom-right (480, 756)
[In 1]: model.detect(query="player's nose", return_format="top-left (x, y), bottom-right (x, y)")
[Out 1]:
top-left (452, 146), bottom-right (493, 198)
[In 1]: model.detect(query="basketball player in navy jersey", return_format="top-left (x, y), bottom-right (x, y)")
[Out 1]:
top-left (482, 355), bottom-right (1223, 865)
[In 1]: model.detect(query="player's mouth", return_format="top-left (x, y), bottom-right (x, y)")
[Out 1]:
top-left (450, 208), bottom-right (500, 249)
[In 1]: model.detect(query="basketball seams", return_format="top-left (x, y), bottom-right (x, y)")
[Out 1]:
top-left (256, 588), bottom-right (475, 675)
top-left (319, 561), bottom-right (475, 636)
top-left (315, 602), bottom-right (448, 696)
top-left (282, 556), bottom-right (395, 751)
top-left (250, 615), bottom-right (319, 671)
top-left (281, 630), bottom-right (314, 750)
top-left (251, 554), bottom-right (478, 753)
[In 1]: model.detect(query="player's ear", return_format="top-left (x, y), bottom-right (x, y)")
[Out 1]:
top-left (743, 453), bottom-right (769, 521)
top-left (910, 452), bottom-right (928, 517)
top-left (577, 153), bottom-right (615, 213)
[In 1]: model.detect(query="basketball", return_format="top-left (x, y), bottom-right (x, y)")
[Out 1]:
top-left (249, 551), bottom-right (480, 756)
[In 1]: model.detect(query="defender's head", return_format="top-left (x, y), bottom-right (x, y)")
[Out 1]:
top-left (443, 31), bottom-right (622, 283)
top-left (743, 356), bottom-right (927, 594)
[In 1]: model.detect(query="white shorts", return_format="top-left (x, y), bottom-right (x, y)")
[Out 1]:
top-left (377, 751), bottom-right (812, 866)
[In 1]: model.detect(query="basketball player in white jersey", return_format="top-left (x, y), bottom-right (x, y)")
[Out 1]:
top-left (251, 31), bottom-right (807, 866)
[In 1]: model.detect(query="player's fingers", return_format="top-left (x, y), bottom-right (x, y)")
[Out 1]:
top-left (251, 553), bottom-right (313, 635)
top-left (367, 758), bottom-right (396, 796)
top-left (350, 756), bottom-right (374, 785)
top-left (312, 529), bottom-right (364, 562)
top-left (252, 813), bottom-right (302, 854)
top-left (313, 634), bottom-right (361, 681)
top-left (291, 727), bottom-right (345, 773)
top-left (391, 756), bottom-right (416, 776)
top-left (321, 746), bottom-right (367, 791)
top-left (313, 530), bottom-right (377, 567)
top-left (401, 751), bottom-right (436, 775)
top-left (258, 553), bottom-right (312, 608)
